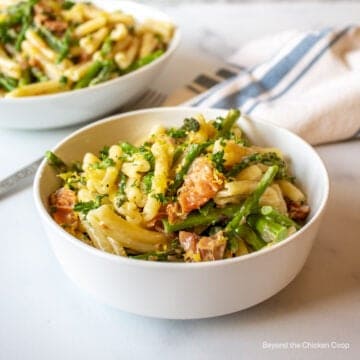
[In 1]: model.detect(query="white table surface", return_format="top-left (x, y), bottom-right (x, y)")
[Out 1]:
top-left (1, 2), bottom-right (360, 359)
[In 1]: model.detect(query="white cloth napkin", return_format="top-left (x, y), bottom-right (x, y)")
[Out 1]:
top-left (165, 26), bottom-right (360, 145)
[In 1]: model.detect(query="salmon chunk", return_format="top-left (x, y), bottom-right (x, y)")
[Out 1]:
top-left (49, 187), bottom-right (78, 229)
top-left (286, 199), bottom-right (310, 222)
top-left (179, 231), bottom-right (227, 262)
top-left (178, 157), bottom-right (224, 213)
top-left (179, 231), bottom-right (199, 253)
top-left (197, 231), bottom-right (227, 261)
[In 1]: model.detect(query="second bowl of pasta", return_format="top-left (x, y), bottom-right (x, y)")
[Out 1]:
top-left (0, 0), bottom-right (180, 129)
top-left (34, 107), bottom-right (329, 319)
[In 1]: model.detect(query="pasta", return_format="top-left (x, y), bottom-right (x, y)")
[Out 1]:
top-left (0, 0), bottom-right (175, 97)
top-left (47, 110), bottom-right (311, 262)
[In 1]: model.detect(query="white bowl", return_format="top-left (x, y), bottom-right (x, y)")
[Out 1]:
top-left (33, 107), bottom-right (329, 319)
top-left (0, 1), bottom-right (180, 130)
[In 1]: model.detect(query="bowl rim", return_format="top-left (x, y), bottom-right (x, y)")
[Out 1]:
top-left (33, 107), bottom-right (330, 269)
top-left (0, 1), bottom-right (181, 102)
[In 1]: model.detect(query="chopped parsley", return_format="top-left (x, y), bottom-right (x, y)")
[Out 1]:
top-left (115, 173), bottom-right (127, 207)
top-left (166, 117), bottom-right (200, 139)
top-left (211, 150), bottom-right (225, 172)
top-left (58, 171), bottom-right (85, 190)
top-left (142, 172), bottom-right (154, 194)
top-left (90, 146), bottom-right (115, 169)
top-left (152, 193), bottom-right (169, 204)
top-left (120, 142), bottom-right (138, 157)
top-left (166, 128), bottom-right (187, 139)
top-left (90, 158), bottom-right (115, 169)
top-left (212, 116), bottom-right (224, 131)
top-left (99, 145), bottom-right (110, 160)
top-left (120, 142), bottom-right (154, 169)
top-left (74, 195), bottom-right (107, 215)
top-left (139, 145), bottom-right (155, 169)
top-left (182, 117), bottom-right (200, 132)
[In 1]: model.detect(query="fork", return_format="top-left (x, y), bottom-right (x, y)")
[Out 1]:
top-left (0, 89), bottom-right (167, 199)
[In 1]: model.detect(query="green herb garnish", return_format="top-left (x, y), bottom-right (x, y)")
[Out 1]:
top-left (211, 150), bottom-right (225, 172)
top-left (74, 195), bottom-right (106, 215)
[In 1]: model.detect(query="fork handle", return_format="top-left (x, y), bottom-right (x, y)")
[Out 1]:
top-left (0, 157), bottom-right (43, 198)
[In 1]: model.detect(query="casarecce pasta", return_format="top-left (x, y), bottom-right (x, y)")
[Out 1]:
top-left (46, 110), bottom-right (311, 262)
top-left (0, 0), bottom-right (174, 97)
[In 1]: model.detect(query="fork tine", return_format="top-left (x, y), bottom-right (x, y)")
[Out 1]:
top-left (140, 90), bottom-right (157, 107)
top-left (145, 91), bottom-right (167, 107)
top-left (132, 89), bottom-right (154, 108)
top-left (120, 89), bottom-right (167, 112)
top-left (130, 89), bottom-right (167, 110)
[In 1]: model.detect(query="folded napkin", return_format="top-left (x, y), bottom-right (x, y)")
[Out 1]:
top-left (164, 26), bottom-right (360, 145)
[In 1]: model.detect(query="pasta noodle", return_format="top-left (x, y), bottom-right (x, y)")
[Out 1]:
top-left (0, 0), bottom-right (175, 97)
top-left (47, 110), bottom-right (310, 262)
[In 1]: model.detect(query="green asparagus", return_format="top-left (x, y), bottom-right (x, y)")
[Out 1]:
top-left (0, 74), bottom-right (18, 91)
top-left (217, 108), bottom-right (241, 138)
top-left (38, 27), bottom-right (64, 52)
top-left (227, 152), bottom-right (288, 178)
top-left (30, 67), bottom-right (48, 82)
top-left (100, 36), bottom-right (113, 57)
top-left (74, 61), bottom-right (103, 89)
top-left (38, 26), bottom-right (72, 63)
top-left (89, 60), bottom-right (115, 86)
top-left (261, 205), bottom-right (301, 230)
top-left (18, 1), bottom-right (38, 47)
top-left (226, 165), bottom-right (279, 233)
top-left (168, 142), bottom-right (209, 196)
top-left (247, 215), bottom-right (289, 243)
top-left (234, 224), bottom-right (266, 251)
top-left (18, 68), bottom-right (31, 87)
top-left (57, 29), bottom-right (72, 63)
top-left (163, 203), bottom-right (243, 233)
top-left (124, 50), bottom-right (164, 73)
top-left (45, 151), bottom-right (68, 172)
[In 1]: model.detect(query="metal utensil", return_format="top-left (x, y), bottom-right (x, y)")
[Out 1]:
top-left (0, 157), bottom-right (43, 198)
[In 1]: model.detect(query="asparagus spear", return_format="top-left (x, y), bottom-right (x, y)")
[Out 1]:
top-left (31, 67), bottom-right (48, 82)
top-left (234, 224), bottom-right (266, 251)
top-left (168, 142), bottom-right (209, 196)
top-left (38, 27), bottom-right (72, 63)
top-left (217, 108), bottom-right (241, 138)
top-left (74, 61), bottom-right (102, 89)
top-left (260, 205), bottom-right (301, 230)
top-left (226, 165), bottom-right (279, 233)
top-left (38, 27), bottom-right (64, 51)
top-left (15, 19), bottom-right (30, 51)
top-left (89, 60), bottom-right (115, 86)
top-left (227, 152), bottom-right (288, 178)
top-left (15, 0), bottom-right (38, 51)
top-left (100, 36), bottom-right (113, 57)
top-left (45, 151), bottom-right (67, 172)
top-left (162, 203), bottom-right (243, 233)
top-left (247, 215), bottom-right (289, 243)
top-left (57, 29), bottom-right (72, 63)
top-left (0, 74), bottom-right (18, 91)
top-left (124, 50), bottom-right (165, 73)
top-left (18, 68), bottom-right (31, 87)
